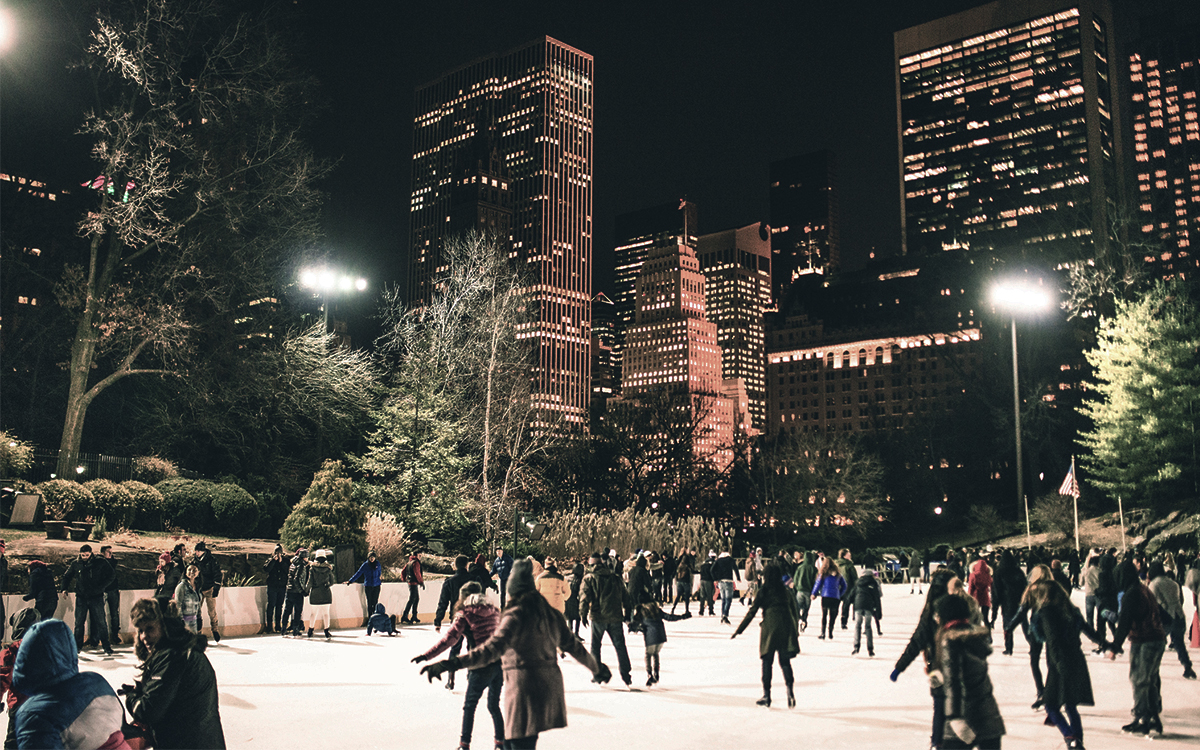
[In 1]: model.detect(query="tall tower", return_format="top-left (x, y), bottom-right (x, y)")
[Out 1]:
top-left (896, 0), bottom-right (1122, 259)
top-left (410, 37), bottom-right (594, 429)
top-left (769, 151), bottom-right (839, 299)
top-left (697, 222), bottom-right (772, 429)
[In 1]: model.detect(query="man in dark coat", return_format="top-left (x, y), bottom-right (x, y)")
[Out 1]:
top-left (283, 548), bottom-right (310, 636)
top-left (491, 548), bottom-right (514, 608)
top-left (836, 549), bottom-right (859, 630)
top-left (60, 544), bottom-right (114, 654)
top-left (263, 544), bottom-right (288, 633)
top-left (1108, 558), bottom-right (1168, 735)
top-left (127, 598), bottom-right (226, 749)
top-left (190, 541), bottom-right (223, 642)
top-left (992, 550), bottom-right (1027, 656)
top-left (23, 560), bottom-right (58, 621)
top-left (99, 545), bottom-right (121, 645)
top-left (580, 552), bottom-right (633, 686)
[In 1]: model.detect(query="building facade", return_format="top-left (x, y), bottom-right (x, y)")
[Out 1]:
top-left (896, 0), bottom-right (1123, 259)
top-left (409, 37), bottom-right (594, 429)
top-left (696, 222), bottom-right (772, 429)
top-left (768, 151), bottom-right (839, 298)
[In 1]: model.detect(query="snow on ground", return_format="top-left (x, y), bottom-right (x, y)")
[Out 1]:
top-left (84, 583), bottom-right (1199, 749)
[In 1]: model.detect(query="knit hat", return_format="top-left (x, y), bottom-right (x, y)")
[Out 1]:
top-left (158, 552), bottom-right (172, 563)
top-left (506, 557), bottom-right (536, 600)
top-left (79, 544), bottom-right (92, 553)
top-left (367, 550), bottom-right (376, 558)
top-left (194, 541), bottom-right (207, 552)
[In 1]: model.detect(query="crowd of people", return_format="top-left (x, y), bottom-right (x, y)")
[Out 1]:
top-left (1, 538), bottom-right (1197, 749)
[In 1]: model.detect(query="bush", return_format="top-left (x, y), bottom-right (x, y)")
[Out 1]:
top-left (253, 490), bottom-right (292, 539)
top-left (35, 479), bottom-right (95, 522)
top-left (211, 483), bottom-right (260, 537)
top-left (155, 478), bottom-right (216, 533)
top-left (132, 455), bottom-right (179, 485)
top-left (1031, 492), bottom-right (1079, 541)
top-left (281, 461), bottom-right (366, 557)
top-left (537, 508), bottom-right (730, 561)
top-left (0, 432), bottom-right (35, 478)
top-left (82, 479), bottom-right (136, 529)
top-left (364, 511), bottom-right (407, 568)
top-left (122, 481), bottom-right (165, 530)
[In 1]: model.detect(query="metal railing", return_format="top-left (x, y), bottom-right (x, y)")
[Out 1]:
top-left (28, 450), bottom-right (133, 483)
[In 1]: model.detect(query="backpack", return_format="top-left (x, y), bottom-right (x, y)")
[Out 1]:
top-left (402, 561), bottom-right (414, 583)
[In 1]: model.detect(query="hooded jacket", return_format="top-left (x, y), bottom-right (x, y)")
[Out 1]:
top-left (851, 572), bottom-right (883, 615)
top-left (367, 603), bottom-right (396, 636)
top-left (967, 559), bottom-right (993, 608)
top-left (422, 596), bottom-right (501, 662)
top-left (307, 561), bottom-right (335, 606)
top-left (934, 622), bottom-right (1005, 742)
top-left (794, 552), bottom-right (818, 595)
top-left (347, 558), bottom-right (382, 588)
top-left (127, 618), bottom-right (225, 749)
top-left (580, 562), bottom-right (630, 623)
top-left (835, 556), bottom-right (858, 599)
top-left (12, 619), bottom-right (129, 750)
top-left (710, 552), bottom-right (740, 582)
top-left (286, 554), bottom-right (310, 595)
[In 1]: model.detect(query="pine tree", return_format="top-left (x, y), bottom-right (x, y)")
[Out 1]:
top-left (1080, 281), bottom-right (1200, 507)
top-left (280, 461), bottom-right (366, 556)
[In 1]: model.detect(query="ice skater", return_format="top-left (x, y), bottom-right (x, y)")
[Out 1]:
top-left (632, 600), bottom-right (689, 686)
top-left (733, 562), bottom-right (800, 708)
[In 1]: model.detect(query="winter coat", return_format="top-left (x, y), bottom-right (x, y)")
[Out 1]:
top-left (698, 559), bottom-right (715, 583)
top-left (908, 552), bottom-right (922, 576)
top-left (992, 557), bottom-right (1026, 619)
top-left (967, 560), bottom-right (992, 608)
top-left (491, 552), bottom-right (513, 582)
top-left (1114, 558), bottom-right (1139, 594)
top-left (423, 597), bottom-right (501, 661)
top-left (347, 558), bottom-right (382, 588)
top-left (639, 606), bottom-right (687, 648)
top-left (626, 565), bottom-right (654, 605)
top-left (580, 563), bottom-right (630, 623)
top-left (536, 570), bottom-right (570, 614)
top-left (735, 583), bottom-right (800, 657)
top-left (934, 622), bottom-right (1005, 742)
top-left (455, 591), bottom-right (599, 740)
top-left (127, 618), bottom-right (226, 749)
top-left (895, 600), bottom-right (940, 675)
top-left (366, 603), bottom-right (396, 635)
top-left (1083, 564), bottom-right (1101, 597)
top-left (835, 558), bottom-right (858, 599)
top-left (402, 556), bottom-right (424, 586)
top-left (794, 552), bottom-right (818, 596)
top-left (851, 574), bottom-right (883, 615)
top-left (711, 553), bottom-right (740, 581)
top-left (99, 556), bottom-right (119, 594)
top-left (307, 563), bottom-right (335, 606)
top-left (435, 569), bottom-right (474, 627)
top-left (155, 561), bottom-right (183, 601)
top-left (263, 556), bottom-right (289, 589)
top-left (12, 619), bottom-right (130, 750)
top-left (811, 572), bottom-right (847, 600)
top-left (175, 578), bottom-right (204, 620)
top-left (1037, 603), bottom-right (1102, 709)
top-left (24, 560), bottom-right (58, 613)
top-left (472, 562), bottom-right (497, 593)
top-left (1112, 581), bottom-right (1166, 649)
top-left (191, 551), bottom-right (223, 593)
top-left (286, 556), bottom-right (310, 595)
top-left (1149, 575), bottom-right (1185, 623)
top-left (1094, 555), bottom-right (1119, 611)
top-left (565, 564), bottom-right (584, 621)
top-left (744, 556), bottom-right (759, 583)
top-left (61, 556), bottom-right (115, 599)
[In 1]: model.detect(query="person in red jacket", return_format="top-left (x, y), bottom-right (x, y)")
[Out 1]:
top-left (401, 553), bottom-right (425, 624)
top-left (967, 558), bottom-right (993, 629)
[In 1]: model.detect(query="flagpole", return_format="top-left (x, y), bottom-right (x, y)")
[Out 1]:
top-left (1118, 495), bottom-right (1127, 553)
top-left (1071, 457), bottom-right (1080, 553)
top-left (1025, 493), bottom-right (1032, 550)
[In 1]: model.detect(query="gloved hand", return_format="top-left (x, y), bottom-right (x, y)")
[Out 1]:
top-left (889, 668), bottom-right (900, 682)
top-left (681, 612), bottom-right (692, 619)
top-left (949, 719), bottom-right (975, 745)
top-left (592, 663), bottom-right (612, 684)
top-left (420, 660), bottom-right (451, 682)
top-left (411, 654), bottom-right (427, 664)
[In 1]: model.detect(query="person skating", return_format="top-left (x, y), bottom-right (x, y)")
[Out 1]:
top-left (697, 552), bottom-right (716, 617)
top-left (1147, 560), bottom-right (1196, 679)
top-left (263, 544), bottom-right (288, 633)
top-left (670, 548), bottom-right (694, 615)
top-left (732, 562), bottom-right (800, 708)
top-left (793, 551), bottom-right (817, 632)
top-left (891, 570), bottom-right (955, 748)
top-left (579, 551), bottom-right (633, 686)
top-left (811, 556), bottom-right (846, 640)
top-left (712, 551), bottom-right (741, 624)
top-left (633, 600), bottom-right (689, 686)
top-left (1107, 556), bottom-right (1168, 735)
top-left (346, 550), bottom-right (382, 628)
top-left (1004, 563), bottom-right (1054, 709)
top-left (420, 558), bottom-right (611, 749)
top-left (535, 559), bottom-right (570, 615)
top-left (626, 554), bottom-right (654, 608)
top-left (992, 550), bottom-right (1026, 656)
top-left (566, 560), bottom-right (585, 637)
top-left (491, 548), bottom-right (513, 609)
top-left (967, 557), bottom-right (993, 629)
top-left (909, 549), bottom-right (924, 594)
top-left (413, 581), bottom-right (504, 750)
top-left (306, 551), bottom-right (335, 639)
top-left (60, 544), bottom-right (115, 655)
top-left (401, 552), bottom-right (426, 624)
top-left (189, 541), bottom-right (223, 643)
top-left (99, 545), bottom-right (122, 645)
top-left (283, 548), bottom-right (310, 636)
top-left (850, 568), bottom-right (882, 656)
top-left (931, 593), bottom-right (1006, 749)
top-left (23, 560), bottom-right (57, 621)
top-left (741, 549), bottom-right (760, 605)
top-left (836, 548), bottom-right (858, 630)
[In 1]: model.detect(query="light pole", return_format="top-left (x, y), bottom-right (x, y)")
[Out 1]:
top-left (299, 267), bottom-right (367, 332)
top-left (991, 280), bottom-right (1052, 522)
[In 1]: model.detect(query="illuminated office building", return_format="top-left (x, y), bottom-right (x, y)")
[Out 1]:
top-left (696, 222), bottom-right (772, 429)
top-left (1128, 20), bottom-right (1200, 280)
top-left (896, 0), bottom-right (1122, 258)
top-left (590, 291), bottom-right (618, 416)
top-left (769, 151), bottom-right (838, 298)
top-left (409, 37), bottom-right (594, 429)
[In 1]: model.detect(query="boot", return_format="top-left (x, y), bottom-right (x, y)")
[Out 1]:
top-left (1121, 718), bottom-right (1149, 734)
top-left (212, 630), bottom-right (221, 643)
top-left (307, 628), bottom-right (314, 638)
top-left (324, 629), bottom-right (332, 640)
top-left (755, 691), bottom-right (771, 707)
top-left (645, 655), bottom-right (655, 686)
top-left (786, 685), bottom-right (795, 709)
top-left (1184, 667), bottom-right (1197, 680)
top-left (1147, 716), bottom-right (1163, 735)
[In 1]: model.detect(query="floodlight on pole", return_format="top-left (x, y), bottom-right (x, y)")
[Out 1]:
top-left (298, 266), bottom-right (368, 331)
top-left (991, 279), bottom-right (1052, 525)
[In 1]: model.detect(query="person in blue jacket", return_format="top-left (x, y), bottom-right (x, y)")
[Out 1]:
top-left (811, 556), bottom-right (847, 640)
top-left (12, 619), bottom-right (130, 749)
top-left (491, 547), bottom-right (514, 608)
top-left (346, 551), bottom-right (383, 627)
top-left (366, 603), bottom-right (398, 636)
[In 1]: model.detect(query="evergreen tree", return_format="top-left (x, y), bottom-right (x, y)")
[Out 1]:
top-left (280, 460), bottom-right (366, 556)
top-left (1080, 281), bottom-right (1200, 507)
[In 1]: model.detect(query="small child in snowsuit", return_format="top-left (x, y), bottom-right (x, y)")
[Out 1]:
top-left (632, 601), bottom-right (689, 687)
top-left (366, 603), bottom-right (398, 636)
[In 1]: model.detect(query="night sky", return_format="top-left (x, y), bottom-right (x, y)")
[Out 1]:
top-left (1, 0), bottom-right (996, 312)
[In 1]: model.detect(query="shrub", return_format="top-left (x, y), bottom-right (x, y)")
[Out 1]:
top-left (0, 432), bottom-right (36, 478)
top-left (156, 478), bottom-right (216, 533)
top-left (1031, 492), bottom-right (1079, 541)
top-left (132, 455), bottom-right (179, 485)
top-left (211, 483), bottom-right (260, 537)
top-left (537, 508), bottom-right (730, 561)
top-left (123, 481), bottom-right (165, 530)
top-left (364, 511), bottom-right (407, 568)
top-left (254, 490), bottom-right (292, 539)
top-left (82, 479), bottom-right (136, 529)
top-left (281, 461), bottom-right (366, 558)
top-left (35, 479), bottom-right (95, 522)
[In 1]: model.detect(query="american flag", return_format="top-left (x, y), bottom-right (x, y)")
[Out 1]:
top-left (1059, 459), bottom-right (1080, 498)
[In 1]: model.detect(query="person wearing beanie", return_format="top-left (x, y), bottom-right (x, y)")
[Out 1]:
top-left (283, 548), bottom-right (310, 636)
top-left (60, 544), bottom-right (115, 655)
top-left (153, 550), bottom-right (183, 615)
top-left (420, 558), bottom-right (611, 749)
top-left (413, 580), bottom-right (503, 749)
top-left (23, 560), bottom-right (58, 621)
top-left (347, 551), bottom-right (383, 628)
top-left (306, 552), bottom-right (335, 640)
top-left (401, 553), bottom-right (425, 624)
top-left (263, 545), bottom-right (288, 634)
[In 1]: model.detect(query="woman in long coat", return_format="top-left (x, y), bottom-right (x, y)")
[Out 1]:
top-left (421, 558), bottom-right (610, 749)
top-left (732, 562), bottom-right (800, 708)
top-left (1027, 579), bottom-right (1106, 749)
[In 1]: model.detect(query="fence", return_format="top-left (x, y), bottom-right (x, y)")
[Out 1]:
top-left (28, 450), bottom-right (133, 483)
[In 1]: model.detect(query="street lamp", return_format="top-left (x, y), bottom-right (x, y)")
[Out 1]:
top-left (0, 7), bottom-right (15, 55)
top-left (991, 279), bottom-right (1052, 521)
top-left (299, 267), bottom-right (367, 331)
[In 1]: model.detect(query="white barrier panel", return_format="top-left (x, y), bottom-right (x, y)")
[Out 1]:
top-left (2, 580), bottom-right (500, 641)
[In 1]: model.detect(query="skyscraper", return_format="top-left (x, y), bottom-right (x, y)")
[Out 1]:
top-left (896, 0), bottom-right (1122, 259)
top-left (409, 37), bottom-right (594, 429)
top-left (769, 151), bottom-right (839, 298)
top-left (697, 222), bottom-right (772, 429)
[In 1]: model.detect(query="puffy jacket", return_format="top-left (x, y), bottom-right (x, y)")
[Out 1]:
top-left (811, 572), bottom-right (847, 599)
top-left (794, 552), bottom-right (818, 595)
top-left (711, 553), bottom-right (740, 581)
top-left (435, 568), bottom-right (474, 627)
top-left (967, 560), bottom-right (992, 608)
top-left (155, 561), bottom-right (183, 601)
top-left (536, 570), bottom-right (570, 613)
top-left (421, 597), bottom-right (501, 662)
top-left (852, 573), bottom-right (883, 615)
top-left (12, 619), bottom-right (130, 750)
top-left (347, 559), bottom-right (382, 588)
top-left (307, 563), bottom-right (335, 606)
top-left (935, 623), bottom-right (1005, 743)
top-left (24, 560), bottom-right (58, 609)
top-left (61, 556), bottom-right (114, 599)
top-left (175, 578), bottom-right (204, 620)
top-left (191, 552), bottom-right (223, 593)
top-left (366, 603), bottom-right (395, 635)
top-left (491, 553), bottom-right (513, 581)
top-left (580, 563), bottom-right (630, 623)
top-left (127, 618), bottom-right (225, 749)
top-left (263, 556), bottom-right (289, 589)
top-left (286, 556), bottom-right (310, 595)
